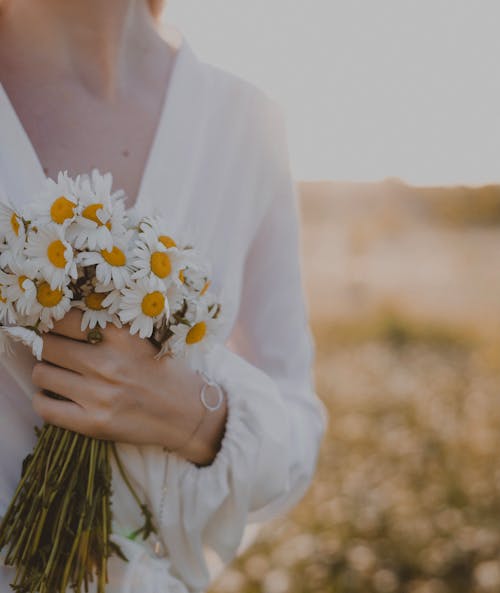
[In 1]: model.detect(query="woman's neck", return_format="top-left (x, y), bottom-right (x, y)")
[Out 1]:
top-left (0, 0), bottom-right (164, 100)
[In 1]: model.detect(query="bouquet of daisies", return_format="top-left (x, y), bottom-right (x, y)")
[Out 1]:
top-left (0, 169), bottom-right (225, 593)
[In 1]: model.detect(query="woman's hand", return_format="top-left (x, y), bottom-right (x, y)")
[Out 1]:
top-left (30, 309), bottom-right (228, 467)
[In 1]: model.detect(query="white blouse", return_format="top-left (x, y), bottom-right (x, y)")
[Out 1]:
top-left (0, 24), bottom-right (329, 593)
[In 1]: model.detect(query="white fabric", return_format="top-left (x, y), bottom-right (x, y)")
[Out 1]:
top-left (0, 23), bottom-right (329, 593)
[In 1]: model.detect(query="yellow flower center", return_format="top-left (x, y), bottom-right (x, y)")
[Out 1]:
top-left (50, 196), bottom-right (75, 224)
top-left (47, 240), bottom-right (67, 268)
top-left (11, 213), bottom-right (20, 236)
top-left (178, 269), bottom-right (185, 284)
top-left (141, 291), bottom-right (165, 317)
top-left (37, 282), bottom-right (63, 308)
top-left (82, 203), bottom-right (111, 229)
top-left (159, 235), bottom-right (176, 249)
top-left (101, 246), bottom-right (126, 267)
top-left (186, 321), bottom-right (206, 344)
top-left (200, 280), bottom-right (210, 296)
top-left (18, 275), bottom-right (28, 292)
top-left (85, 292), bottom-right (107, 311)
top-left (150, 251), bottom-right (171, 278)
top-left (0, 285), bottom-right (6, 304)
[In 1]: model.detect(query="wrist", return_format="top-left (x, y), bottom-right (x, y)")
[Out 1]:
top-left (184, 382), bottom-right (228, 466)
top-left (163, 371), bottom-right (228, 467)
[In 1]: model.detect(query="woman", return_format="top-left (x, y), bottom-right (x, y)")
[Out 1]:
top-left (0, 1), bottom-right (328, 591)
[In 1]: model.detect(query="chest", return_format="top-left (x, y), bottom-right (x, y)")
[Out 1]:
top-left (1, 66), bottom-right (265, 334)
top-left (0, 78), bottom-right (169, 210)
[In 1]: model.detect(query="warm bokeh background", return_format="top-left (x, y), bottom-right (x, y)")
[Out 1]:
top-left (207, 181), bottom-right (500, 593)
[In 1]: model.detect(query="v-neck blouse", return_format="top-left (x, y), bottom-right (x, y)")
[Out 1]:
top-left (0, 26), bottom-right (189, 216)
top-left (0, 25), bottom-right (329, 593)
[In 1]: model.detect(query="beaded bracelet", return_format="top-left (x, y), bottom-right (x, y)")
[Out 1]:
top-left (166, 370), bottom-right (225, 454)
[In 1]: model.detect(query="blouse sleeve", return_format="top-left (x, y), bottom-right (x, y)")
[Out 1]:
top-left (159, 99), bottom-right (329, 592)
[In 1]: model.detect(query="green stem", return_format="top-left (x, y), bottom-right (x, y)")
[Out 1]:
top-left (0, 425), bottom-right (52, 545)
top-left (110, 442), bottom-right (158, 540)
top-left (110, 442), bottom-right (143, 509)
top-left (41, 437), bottom-right (90, 592)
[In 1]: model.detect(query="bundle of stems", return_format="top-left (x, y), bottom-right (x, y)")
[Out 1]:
top-left (0, 394), bottom-right (157, 593)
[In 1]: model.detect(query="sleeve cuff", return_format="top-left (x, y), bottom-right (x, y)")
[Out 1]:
top-left (176, 341), bottom-right (292, 508)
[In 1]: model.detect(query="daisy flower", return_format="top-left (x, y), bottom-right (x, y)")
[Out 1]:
top-left (137, 215), bottom-right (199, 261)
top-left (138, 214), bottom-right (197, 250)
top-left (26, 281), bottom-right (72, 330)
top-left (165, 279), bottom-right (187, 316)
top-left (0, 257), bottom-right (38, 316)
top-left (167, 298), bottom-right (224, 370)
top-left (0, 326), bottom-right (14, 357)
top-left (66, 168), bottom-right (127, 251)
top-left (2, 326), bottom-right (44, 360)
top-left (134, 215), bottom-right (205, 292)
top-left (124, 205), bottom-right (142, 230)
top-left (73, 289), bottom-right (122, 331)
top-left (0, 201), bottom-right (25, 247)
top-left (0, 245), bottom-right (16, 269)
top-left (0, 242), bottom-right (9, 267)
top-left (118, 278), bottom-right (169, 339)
top-left (77, 241), bottom-right (133, 289)
top-left (97, 284), bottom-right (122, 315)
top-left (135, 216), bottom-right (176, 244)
top-left (23, 170), bottom-right (79, 226)
top-left (131, 220), bottom-right (189, 290)
top-left (180, 261), bottom-right (213, 298)
top-left (0, 284), bottom-right (16, 324)
top-left (25, 223), bottom-right (77, 290)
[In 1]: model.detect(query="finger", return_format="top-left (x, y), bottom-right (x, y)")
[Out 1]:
top-left (50, 308), bottom-right (88, 341)
top-left (32, 390), bottom-right (88, 434)
top-left (51, 308), bottom-right (123, 345)
top-left (31, 362), bottom-right (100, 407)
top-left (32, 390), bottom-right (115, 440)
top-left (42, 332), bottom-right (97, 374)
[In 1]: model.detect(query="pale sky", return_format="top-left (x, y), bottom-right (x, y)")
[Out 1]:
top-left (165, 1), bottom-right (500, 186)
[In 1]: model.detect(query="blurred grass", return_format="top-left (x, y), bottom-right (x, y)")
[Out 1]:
top-left (315, 305), bottom-right (479, 351)
top-left (301, 179), bottom-right (500, 228)
top-left (210, 308), bottom-right (500, 593)
top-left (421, 184), bottom-right (500, 228)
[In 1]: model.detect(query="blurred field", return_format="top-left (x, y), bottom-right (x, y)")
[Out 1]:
top-left (300, 180), bottom-right (500, 339)
top-left (209, 180), bottom-right (500, 593)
